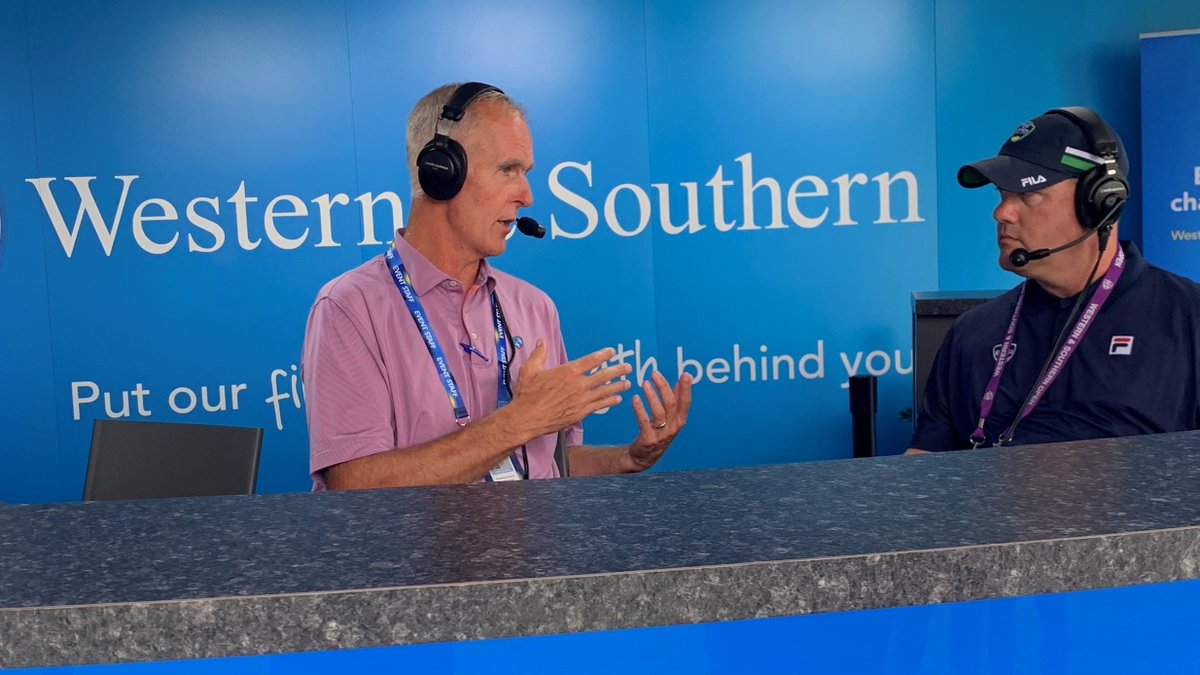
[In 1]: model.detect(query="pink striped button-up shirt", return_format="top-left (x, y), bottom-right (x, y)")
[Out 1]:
top-left (302, 234), bottom-right (582, 490)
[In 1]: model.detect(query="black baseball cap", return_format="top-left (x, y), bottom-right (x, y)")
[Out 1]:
top-left (958, 110), bottom-right (1129, 193)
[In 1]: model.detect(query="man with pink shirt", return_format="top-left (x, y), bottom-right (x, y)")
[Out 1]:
top-left (302, 82), bottom-right (692, 490)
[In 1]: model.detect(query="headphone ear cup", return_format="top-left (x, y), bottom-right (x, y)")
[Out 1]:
top-left (1075, 168), bottom-right (1129, 230)
top-left (417, 137), bottom-right (469, 201)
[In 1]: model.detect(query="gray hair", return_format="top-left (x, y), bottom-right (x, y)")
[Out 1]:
top-left (405, 83), bottom-right (526, 197)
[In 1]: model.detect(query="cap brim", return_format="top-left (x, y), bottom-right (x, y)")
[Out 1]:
top-left (957, 155), bottom-right (1076, 192)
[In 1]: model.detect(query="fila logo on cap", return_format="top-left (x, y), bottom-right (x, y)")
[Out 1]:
top-left (1109, 336), bottom-right (1134, 356)
top-left (1020, 175), bottom-right (1048, 188)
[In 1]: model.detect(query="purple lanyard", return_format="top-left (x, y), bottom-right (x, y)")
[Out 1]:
top-left (970, 246), bottom-right (1126, 448)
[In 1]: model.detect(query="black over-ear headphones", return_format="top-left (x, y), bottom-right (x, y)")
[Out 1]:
top-left (416, 82), bottom-right (502, 201)
top-left (1045, 106), bottom-right (1130, 232)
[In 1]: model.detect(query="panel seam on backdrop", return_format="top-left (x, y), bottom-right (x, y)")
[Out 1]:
top-left (930, 0), bottom-right (941, 293)
top-left (641, 0), bottom-right (664, 381)
top-left (25, 0), bottom-right (71, 500)
top-left (342, 0), bottom-right (365, 259)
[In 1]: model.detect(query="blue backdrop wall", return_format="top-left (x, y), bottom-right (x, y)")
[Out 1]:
top-left (934, 1), bottom-right (1200, 291)
top-left (1, 0), bottom-right (1198, 504)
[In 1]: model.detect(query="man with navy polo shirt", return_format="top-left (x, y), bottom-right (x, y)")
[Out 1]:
top-left (302, 83), bottom-right (692, 489)
top-left (910, 107), bottom-right (1200, 452)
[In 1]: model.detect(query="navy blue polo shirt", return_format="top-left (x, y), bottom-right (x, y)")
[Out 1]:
top-left (911, 241), bottom-right (1200, 451)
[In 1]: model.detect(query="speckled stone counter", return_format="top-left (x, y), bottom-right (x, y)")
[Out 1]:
top-left (5, 431), bottom-right (1200, 668)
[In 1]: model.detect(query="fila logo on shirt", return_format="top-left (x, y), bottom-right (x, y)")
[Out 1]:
top-left (992, 343), bottom-right (1017, 363)
top-left (1109, 336), bottom-right (1134, 356)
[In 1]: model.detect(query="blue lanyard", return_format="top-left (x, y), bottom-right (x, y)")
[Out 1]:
top-left (384, 246), bottom-right (525, 480)
top-left (493, 293), bottom-right (511, 407)
top-left (384, 245), bottom-right (513, 423)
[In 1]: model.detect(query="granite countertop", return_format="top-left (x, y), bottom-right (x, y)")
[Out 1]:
top-left (4, 431), bottom-right (1200, 668)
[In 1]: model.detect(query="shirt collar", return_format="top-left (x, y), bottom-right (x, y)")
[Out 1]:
top-left (391, 230), bottom-right (498, 297)
top-left (1027, 240), bottom-right (1145, 309)
top-left (1117, 239), bottom-right (1148, 288)
top-left (476, 258), bottom-right (498, 292)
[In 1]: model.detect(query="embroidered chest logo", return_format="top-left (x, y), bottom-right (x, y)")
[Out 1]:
top-left (1109, 335), bottom-right (1134, 356)
top-left (992, 342), bottom-right (1018, 363)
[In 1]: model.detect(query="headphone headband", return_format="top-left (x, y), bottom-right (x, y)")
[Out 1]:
top-left (437, 82), bottom-right (502, 130)
top-left (1044, 106), bottom-right (1129, 232)
top-left (1046, 106), bottom-right (1120, 163)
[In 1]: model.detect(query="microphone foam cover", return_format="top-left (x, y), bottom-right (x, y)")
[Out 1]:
top-left (516, 217), bottom-right (546, 239)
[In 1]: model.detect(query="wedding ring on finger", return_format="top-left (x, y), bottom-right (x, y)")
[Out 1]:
top-left (653, 421), bottom-right (668, 430)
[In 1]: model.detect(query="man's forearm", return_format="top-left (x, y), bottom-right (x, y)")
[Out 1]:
top-left (324, 406), bottom-right (536, 490)
top-left (567, 444), bottom-right (637, 477)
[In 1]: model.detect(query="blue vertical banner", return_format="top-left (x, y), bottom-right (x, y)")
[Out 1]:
top-left (1, 0), bottom-right (935, 503)
top-left (1141, 29), bottom-right (1200, 280)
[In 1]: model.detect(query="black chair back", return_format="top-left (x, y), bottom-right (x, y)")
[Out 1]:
top-left (84, 419), bottom-right (263, 501)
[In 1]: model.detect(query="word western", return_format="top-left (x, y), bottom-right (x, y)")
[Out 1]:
top-left (26, 176), bottom-right (399, 257)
